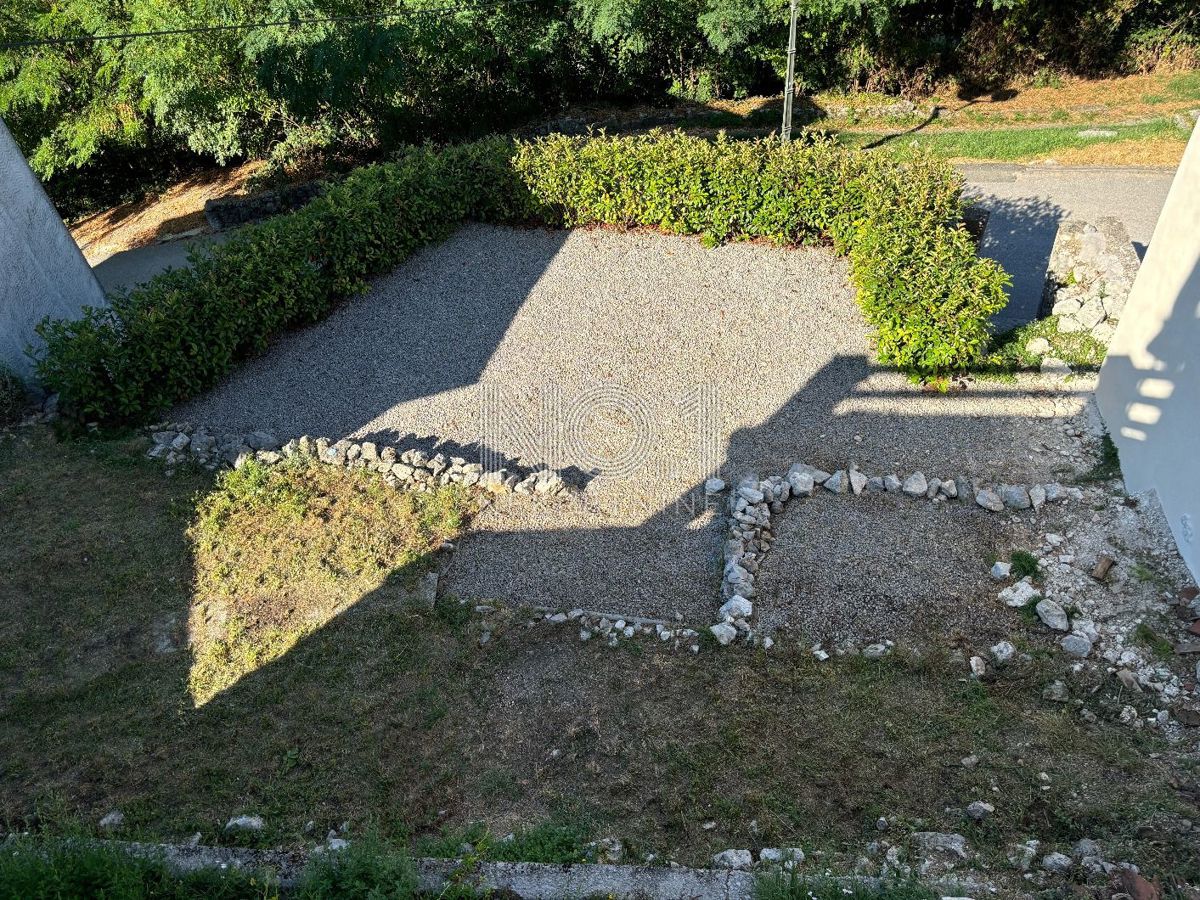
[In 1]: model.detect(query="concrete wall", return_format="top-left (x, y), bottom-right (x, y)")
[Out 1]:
top-left (1096, 121), bottom-right (1200, 581)
top-left (0, 117), bottom-right (108, 382)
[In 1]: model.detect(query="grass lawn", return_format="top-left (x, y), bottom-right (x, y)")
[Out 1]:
top-left (2, 426), bottom-right (1199, 889)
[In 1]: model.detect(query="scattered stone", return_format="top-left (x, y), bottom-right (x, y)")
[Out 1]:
top-left (704, 478), bottom-right (727, 495)
top-left (1043, 680), bottom-right (1070, 702)
top-left (909, 832), bottom-right (969, 873)
top-left (1041, 851), bottom-right (1074, 875)
top-left (712, 849), bottom-right (754, 870)
top-left (969, 656), bottom-right (987, 678)
top-left (99, 810), bottom-right (125, 830)
top-left (1036, 598), bottom-right (1070, 631)
top-left (849, 468), bottom-right (868, 495)
top-left (863, 643), bottom-right (890, 659)
top-left (1060, 633), bottom-right (1093, 657)
top-left (719, 596), bottom-right (753, 620)
top-left (759, 847), bottom-right (804, 869)
top-left (225, 815), bottom-right (265, 833)
top-left (998, 577), bottom-right (1038, 607)
top-left (710, 623), bottom-right (738, 646)
top-left (990, 641), bottom-right (1016, 666)
top-left (245, 431), bottom-right (281, 452)
top-left (966, 801), bottom-right (994, 822)
top-left (787, 470), bottom-right (815, 497)
top-left (824, 470), bottom-right (848, 493)
top-left (902, 472), bottom-right (928, 497)
top-left (883, 474), bottom-right (902, 493)
top-left (875, 817), bottom-right (889, 831)
top-left (990, 561), bottom-right (1012, 581)
top-left (1029, 484), bottom-right (1047, 509)
top-left (589, 837), bottom-right (625, 864)
top-left (1008, 840), bottom-right (1040, 872)
top-left (1025, 337), bottom-right (1052, 356)
top-left (975, 488), bottom-right (1004, 512)
top-left (1000, 484), bottom-right (1033, 510)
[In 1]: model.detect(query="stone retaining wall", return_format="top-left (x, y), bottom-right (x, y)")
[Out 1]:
top-left (1041, 217), bottom-right (1140, 344)
top-left (203, 182), bottom-right (324, 231)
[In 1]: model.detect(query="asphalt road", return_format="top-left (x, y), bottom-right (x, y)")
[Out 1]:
top-left (960, 163), bottom-right (1176, 329)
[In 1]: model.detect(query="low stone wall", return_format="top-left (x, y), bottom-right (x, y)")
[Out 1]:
top-left (203, 182), bottom-right (324, 231)
top-left (1041, 217), bottom-right (1140, 344)
top-left (146, 423), bottom-right (570, 496)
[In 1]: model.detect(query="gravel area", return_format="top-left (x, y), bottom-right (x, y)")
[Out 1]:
top-left (753, 491), bottom-right (1016, 644)
top-left (179, 223), bottom-right (1095, 621)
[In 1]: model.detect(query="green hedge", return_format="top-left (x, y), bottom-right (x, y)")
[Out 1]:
top-left (37, 132), bottom-right (1009, 424)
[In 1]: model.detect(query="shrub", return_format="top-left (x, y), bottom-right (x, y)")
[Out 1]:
top-left (37, 132), bottom-right (1009, 424)
top-left (515, 132), bottom-right (1009, 375)
top-left (0, 364), bottom-right (25, 425)
top-left (0, 838), bottom-right (273, 899)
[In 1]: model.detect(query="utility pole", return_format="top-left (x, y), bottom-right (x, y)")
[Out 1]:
top-left (781, 0), bottom-right (798, 142)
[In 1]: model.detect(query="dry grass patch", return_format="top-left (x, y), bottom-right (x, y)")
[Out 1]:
top-left (1030, 136), bottom-right (1188, 167)
top-left (188, 459), bottom-right (470, 705)
top-left (69, 161), bottom-right (264, 265)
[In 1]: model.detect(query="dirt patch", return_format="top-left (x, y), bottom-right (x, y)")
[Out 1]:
top-left (69, 161), bottom-right (262, 265)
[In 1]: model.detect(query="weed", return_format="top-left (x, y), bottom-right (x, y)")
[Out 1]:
top-left (976, 316), bottom-right (1106, 379)
top-left (1010, 550), bottom-right (1041, 580)
top-left (0, 364), bottom-right (25, 425)
top-left (0, 837), bottom-right (277, 899)
top-left (1133, 623), bottom-right (1175, 661)
top-left (1079, 433), bottom-right (1122, 483)
top-left (295, 834), bottom-right (418, 899)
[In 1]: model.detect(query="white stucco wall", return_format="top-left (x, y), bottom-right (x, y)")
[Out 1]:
top-left (1096, 121), bottom-right (1200, 581)
top-left (0, 117), bottom-right (108, 382)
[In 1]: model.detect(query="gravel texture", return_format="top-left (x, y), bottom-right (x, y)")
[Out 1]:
top-left (179, 223), bottom-right (1096, 621)
top-left (754, 491), bottom-right (1014, 644)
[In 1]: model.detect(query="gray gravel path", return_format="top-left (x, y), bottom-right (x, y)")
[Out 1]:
top-left (179, 223), bottom-right (1093, 620)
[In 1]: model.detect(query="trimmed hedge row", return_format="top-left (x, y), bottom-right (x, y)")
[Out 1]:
top-left (37, 132), bottom-right (1009, 424)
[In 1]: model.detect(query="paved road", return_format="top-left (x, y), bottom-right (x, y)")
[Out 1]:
top-left (91, 231), bottom-right (231, 294)
top-left (960, 163), bottom-right (1176, 330)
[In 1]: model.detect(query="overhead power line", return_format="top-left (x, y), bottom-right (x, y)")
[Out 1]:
top-left (0, 0), bottom-right (550, 51)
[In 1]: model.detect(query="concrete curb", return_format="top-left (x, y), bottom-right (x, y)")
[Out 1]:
top-left (97, 840), bottom-right (880, 898)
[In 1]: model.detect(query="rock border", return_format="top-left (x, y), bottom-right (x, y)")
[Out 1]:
top-left (711, 465), bottom-right (1080, 645)
top-left (143, 423), bottom-right (571, 498)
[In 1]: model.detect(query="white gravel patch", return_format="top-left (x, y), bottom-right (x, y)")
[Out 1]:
top-left (179, 223), bottom-right (1093, 619)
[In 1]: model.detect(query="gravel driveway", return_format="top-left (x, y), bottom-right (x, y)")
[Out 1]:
top-left (179, 223), bottom-right (1094, 622)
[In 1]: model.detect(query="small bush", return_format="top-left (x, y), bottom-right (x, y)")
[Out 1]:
top-left (0, 838), bottom-right (274, 899)
top-left (1010, 549), bottom-right (1041, 580)
top-left (0, 364), bottom-right (26, 425)
top-left (37, 133), bottom-right (1009, 425)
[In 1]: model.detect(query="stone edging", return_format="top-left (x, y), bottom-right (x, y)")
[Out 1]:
top-left (709, 465), bottom-right (1081, 646)
top-left (144, 424), bottom-right (571, 497)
